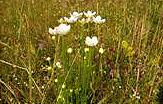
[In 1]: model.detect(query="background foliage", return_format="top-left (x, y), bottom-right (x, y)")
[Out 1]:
top-left (0, 0), bottom-right (163, 103)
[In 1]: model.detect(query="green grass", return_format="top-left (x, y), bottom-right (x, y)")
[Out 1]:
top-left (0, 0), bottom-right (163, 104)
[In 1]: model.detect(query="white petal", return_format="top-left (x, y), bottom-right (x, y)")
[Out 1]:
top-left (85, 36), bottom-right (98, 46)
top-left (97, 16), bottom-right (102, 19)
top-left (57, 24), bottom-right (71, 35)
top-left (92, 36), bottom-right (97, 40)
top-left (49, 28), bottom-right (53, 34)
top-left (102, 19), bottom-right (106, 23)
top-left (49, 28), bottom-right (57, 35)
top-left (86, 36), bottom-right (91, 42)
top-left (92, 11), bottom-right (96, 15)
top-left (85, 36), bottom-right (92, 46)
top-left (64, 17), bottom-right (69, 22)
top-left (92, 36), bottom-right (98, 46)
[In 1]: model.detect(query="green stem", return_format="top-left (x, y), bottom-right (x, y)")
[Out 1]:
top-left (56, 54), bottom-right (77, 103)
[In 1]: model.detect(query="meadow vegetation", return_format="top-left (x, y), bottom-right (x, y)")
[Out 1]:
top-left (0, 0), bottom-right (163, 103)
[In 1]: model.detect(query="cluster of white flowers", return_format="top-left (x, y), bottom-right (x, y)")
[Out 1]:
top-left (48, 10), bottom-right (106, 51)
top-left (49, 10), bottom-right (105, 37)
top-left (58, 10), bottom-right (106, 24)
top-left (61, 12), bottom-right (83, 23)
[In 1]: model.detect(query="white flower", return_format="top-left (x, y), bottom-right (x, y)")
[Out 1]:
top-left (93, 16), bottom-right (106, 24)
top-left (49, 24), bottom-right (70, 35)
top-left (85, 36), bottom-right (98, 46)
top-left (70, 11), bottom-right (83, 18)
top-left (46, 57), bottom-right (51, 61)
top-left (61, 12), bottom-right (83, 23)
top-left (99, 48), bottom-right (104, 54)
top-left (56, 24), bottom-right (71, 35)
top-left (67, 48), bottom-right (73, 53)
top-left (56, 62), bottom-right (62, 68)
top-left (64, 16), bottom-right (78, 23)
top-left (84, 10), bottom-right (96, 18)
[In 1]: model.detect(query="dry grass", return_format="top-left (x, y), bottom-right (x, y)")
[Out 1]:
top-left (0, 0), bottom-right (163, 104)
